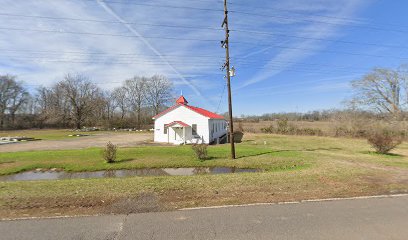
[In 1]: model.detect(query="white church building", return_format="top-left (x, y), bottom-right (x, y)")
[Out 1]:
top-left (152, 95), bottom-right (227, 144)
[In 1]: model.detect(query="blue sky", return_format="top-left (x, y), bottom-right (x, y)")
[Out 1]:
top-left (1, 0), bottom-right (408, 115)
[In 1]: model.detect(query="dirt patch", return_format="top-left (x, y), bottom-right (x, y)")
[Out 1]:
top-left (2, 196), bottom-right (109, 210)
top-left (105, 192), bottom-right (165, 214)
top-left (1, 179), bottom-right (407, 220)
top-left (0, 192), bottom-right (168, 219)
top-left (0, 133), bottom-right (153, 152)
top-left (335, 159), bottom-right (408, 185)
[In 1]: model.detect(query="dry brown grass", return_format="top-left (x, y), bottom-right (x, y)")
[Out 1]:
top-left (1, 133), bottom-right (408, 219)
top-left (241, 120), bottom-right (408, 139)
top-left (241, 121), bottom-right (333, 134)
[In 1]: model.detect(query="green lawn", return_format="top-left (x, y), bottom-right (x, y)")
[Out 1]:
top-left (0, 144), bottom-right (305, 175)
top-left (0, 133), bottom-right (407, 219)
top-left (0, 129), bottom-right (143, 140)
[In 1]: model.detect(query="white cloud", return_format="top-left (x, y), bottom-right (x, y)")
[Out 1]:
top-left (233, 0), bottom-right (368, 90)
top-left (0, 1), bottom-right (224, 96)
top-left (0, 0), bottom-right (369, 111)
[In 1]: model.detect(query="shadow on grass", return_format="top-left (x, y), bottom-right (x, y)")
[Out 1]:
top-left (198, 151), bottom-right (274, 161)
top-left (304, 147), bottom-right (342, 152)
top-left (362, 151), bottom-right (404, 157)
top-left (272, 148), bottom-right (342, 153)
top-left (114, 158), bottom-right (137, 163)
top-left (197, 156), bottom-right (218, 161)
top-left (237, 151), bottom-right (274, 159)
top-left (0, 161), bottom-right (15, 165)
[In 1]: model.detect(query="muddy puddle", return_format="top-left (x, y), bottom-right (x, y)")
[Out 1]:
top-left (0, 167), bottom-right (261, 181)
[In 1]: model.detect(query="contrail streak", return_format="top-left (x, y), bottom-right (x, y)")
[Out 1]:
top-left (95, 0), bottom-right (204, 98)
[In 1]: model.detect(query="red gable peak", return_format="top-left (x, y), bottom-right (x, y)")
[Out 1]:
top-left (176, 95), bottom-right (188, 105)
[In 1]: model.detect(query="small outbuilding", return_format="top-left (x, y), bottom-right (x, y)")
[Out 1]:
top-left (152, 95), bottom-right (227, 144)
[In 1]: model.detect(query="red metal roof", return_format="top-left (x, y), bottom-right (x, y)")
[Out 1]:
top-left (176, 95), bottom-right (188, 105)
top-left (152, 104), bottom-right (180, 119)
top-left (165, 121), bottom-right (190, 128)
top-left (152, 95), bottom-right (225, 120)
top-left (152, 104), bottom-right (225, 119)
top-left (184, 105), bottom-right (225, 119)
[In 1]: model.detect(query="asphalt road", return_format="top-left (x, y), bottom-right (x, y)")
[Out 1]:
top-left (1, 195), bottom-right (407, 240)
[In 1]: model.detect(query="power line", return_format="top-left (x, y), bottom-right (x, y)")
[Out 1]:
top-left (0, 27), bottom-right (221, 42)
top-left (3, 55), bottom-right (223, 63)
top-left (3, 45), bottom-right (408, 61)
top-left (216, 83), bottom-right (226, 113)
top-left (0, 49), bottom-right (223, 58)
top-left (230, 42), bottom-right (408, 60)
top-left (232, 59), bottom-right (371, 71)
top-left (59, 0), bottom-right (406, 37)
top-left (21, 73), bottom-right (226, 87)
top-left (228, 2), bottom-right (408, 30)
top-left (0, 13), bottom-right (407, 48)
top-left (2, 53), bottom-right (368, 70)
top-left (231, 29), bottom-right (408, 50)
top-left (2, 22), bottom-right (407, 60)
top-left (2, 26), bottom-right (408, 60)
top-left (238, 66), bottom-right (366, 75)
top-left (4, 55), bottom-right (377, 74)
top-left (229, 2), bottom-right (360, 23)
top-left (0, 12), bottom-right (222, 31)
top-left (5, 1), bottom-right (406, 34)
top-left (229, 10), bottom-right (408, 34)
top-left (5, 59), bottom-right (223, 67)
top-left (3, 11), bottom-right (405, 50)
top-left (0, 49), bottom-right (402, 70)
top-left (2, 12), bottom-right (406, 50)
top-left (3, 54), bottom-right (224, 62)
top-left (66, 0), bottom-right (223, 12)
top-left (4, 1), bottom-right (407, 36)
top-left (2, 53), bottom-right (384, 74)
top-left (6, 57), bottom-right (384, 77)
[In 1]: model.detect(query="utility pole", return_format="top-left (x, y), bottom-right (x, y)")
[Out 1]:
top-left (222, 0), bottom-right (236, 159)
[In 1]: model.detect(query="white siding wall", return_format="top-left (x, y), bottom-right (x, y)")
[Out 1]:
top-left (208, 119), bottom-right (228, 143)
top-left (154, 106), bottom-right (215, 144)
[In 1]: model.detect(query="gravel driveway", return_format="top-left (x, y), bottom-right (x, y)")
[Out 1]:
top-left (0, 133), bottom-right (153, 152)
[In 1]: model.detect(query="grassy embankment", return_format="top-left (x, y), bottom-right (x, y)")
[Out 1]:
top-left (0, 133), bottom-right (408, 218)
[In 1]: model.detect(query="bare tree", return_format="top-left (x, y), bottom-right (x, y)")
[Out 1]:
top-left (34, 86), bottom-right (52, 128)
top-left (0, 75), bottom-right (14, 128)
top-left (145, 75), bottom-right (173, 115)
top-left (112, 86), bottom-right (128, 120)
top-left (8, 82), bottom-right (29, 125)
top-left (59, 74), bottom-right (101, 129)
top-left (0, 75), bottom-right (29, 128)
top-left (351, 66), bottom-right (408, 118)
top-left (91, 90), bottom-right (111, 126)
top-left (5, 74), bottom-right (175, 129)
top-left (103, 90), bottom-right (116, 122)
top-left (49, 84), bottom-right (71, 127)
top-left (124, 76), bottom-right (147, 128)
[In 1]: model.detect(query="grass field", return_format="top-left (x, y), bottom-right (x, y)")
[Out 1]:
top-left (0, 143), bottom-right (303, 175)
top-left (0, 129), bottom-right (145, 140)
top-left (241, 120), bottom-right (408, 139)
top-left (0, 133), bottom-right (407, 219)
top-left (241, 120), bottom-right (334, 133)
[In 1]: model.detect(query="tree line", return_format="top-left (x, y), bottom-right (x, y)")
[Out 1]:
top-left (240, 64), bottom-right (408, 122)
top-left (238, 110), bottom-right (383, 122)
top-left (0, 74), bottom-right (173, 130)
top-left (2, 64), bottom-right (408, 130)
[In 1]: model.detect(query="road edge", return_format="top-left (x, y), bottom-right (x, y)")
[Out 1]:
top-left (179, 193), bottom-right (408, 211)
top-left (2, 193), bottom-right (408, 221)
